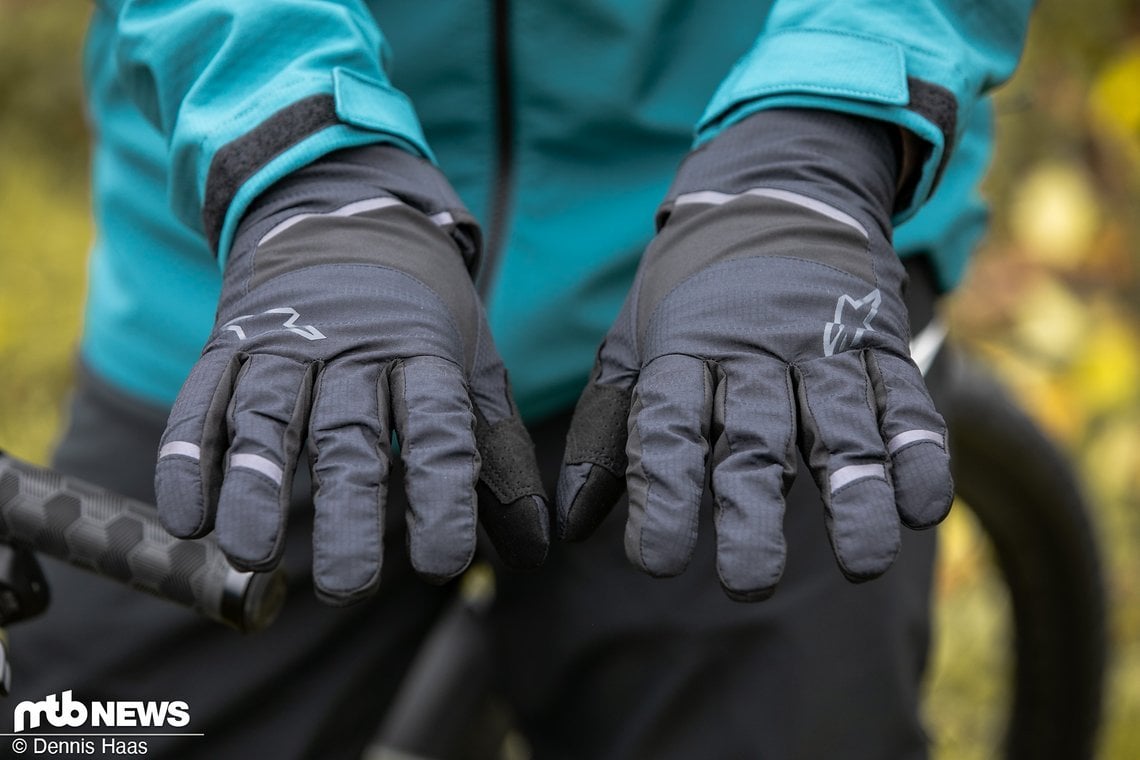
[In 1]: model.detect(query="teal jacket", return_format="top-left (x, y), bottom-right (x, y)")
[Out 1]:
top-left (82, 0), bottom-right (1031, 421)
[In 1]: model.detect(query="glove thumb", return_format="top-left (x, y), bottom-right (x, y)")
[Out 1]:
top-left (557, 366), bottom-right (634, 541)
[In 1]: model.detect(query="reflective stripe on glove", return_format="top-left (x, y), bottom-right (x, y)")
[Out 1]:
top-left (557, 110), bottom-right (952, 601)
top-left (156, 146), bottom-right (549, 604)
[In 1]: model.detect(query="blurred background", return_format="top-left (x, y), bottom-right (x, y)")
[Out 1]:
top-left (0, 2), bottom-right (1137, 757)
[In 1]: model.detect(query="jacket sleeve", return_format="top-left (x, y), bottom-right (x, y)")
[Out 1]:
top-left (695, 0), bottom-right (1034, 223)
top-left (95, 0), bottom-right (434, 262)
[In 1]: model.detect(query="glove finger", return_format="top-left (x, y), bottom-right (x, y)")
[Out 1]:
top-left (214, 354), bottom-right (314, 571)
top-left (557, 307), bottom-right (639, 541)
top-left (867, 351), bottom-right (953, 528)
top-left (709, 357), bottom-right (797, 601)
top-left (390, 355), bottom-right (478, 583)
top-left (624, 354), bottom-right (713, 577)
top-left (467, 322), bottom-right (549, 570)
top-left (308, 359), bottom-right (393, 604)
top-left (795, 352), bottom-right (899, 582)
top-left (155, 350), bottom-right (241, 539)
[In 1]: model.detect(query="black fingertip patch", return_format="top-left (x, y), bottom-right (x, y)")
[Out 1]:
top-left (557, 381), bottom-right (631, 542)
top-left (478, 489), bottom-right (551, 571)
top-left (559, 466), bottom-right (625, 542)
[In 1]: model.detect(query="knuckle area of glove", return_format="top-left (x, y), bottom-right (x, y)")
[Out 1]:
top-left (222, 265), bottom-right (476, 365)
top-left (638, 257), bottom-right (873, 360)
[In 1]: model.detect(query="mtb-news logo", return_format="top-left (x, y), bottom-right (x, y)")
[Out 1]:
top-left (8, 691), bottom-right (193, 756)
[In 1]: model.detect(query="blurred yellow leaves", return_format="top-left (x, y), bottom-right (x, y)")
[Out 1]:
top-left (1090, 44), bottom-right (1140, 167)
top-left (954, 108), bottom-right (1140, 447)
top-left (1073, 309), bottom-right (1140, 417)
top-left (1010, 163), bottom-right (1102, 267)
top-left (1012, 272), bottom-right (1091, 361)
top-left (1085, 420), bottom-right (1140, 525)
top-left (986, 284), bottom-right (1140, 442)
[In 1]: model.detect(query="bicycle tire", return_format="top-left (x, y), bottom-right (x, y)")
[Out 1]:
top-left (931, 349), bottom-right (1107, 760)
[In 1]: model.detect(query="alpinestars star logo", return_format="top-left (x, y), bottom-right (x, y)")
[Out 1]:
top-left (823, 289), bottom-right (881, 356)
top-left (222, 307), bottom-right (326, 341)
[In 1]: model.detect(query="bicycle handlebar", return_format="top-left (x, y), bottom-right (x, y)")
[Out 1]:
top-left (0, 451), bottom-right (285, 633)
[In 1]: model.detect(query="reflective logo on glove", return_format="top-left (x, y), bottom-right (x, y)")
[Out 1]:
top-left (222, 307), bottom-right (326, 341)
top-left (823, 289), bottom-right (881, 356)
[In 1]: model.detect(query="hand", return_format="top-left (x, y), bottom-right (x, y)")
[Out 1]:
top-left (557, 110), bottom-right (952, 600)
top-left (155, 146), bottom-right (549, 604)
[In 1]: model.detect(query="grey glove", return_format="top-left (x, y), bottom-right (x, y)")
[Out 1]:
top-left (156, 145), bottom-right (549, 604)
top-left (558, 110), bottom-right (952, 600)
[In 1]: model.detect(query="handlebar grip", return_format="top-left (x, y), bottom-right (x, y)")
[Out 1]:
top-left (0, 452), bottom-right (285, 633)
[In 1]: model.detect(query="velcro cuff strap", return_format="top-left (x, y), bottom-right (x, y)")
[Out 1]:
top-left (204, 95), bottom-right (341, 252)
top-left (332, 68), bottom-right (434, 164)
top-left (204, 69), bottom-right (436, 257)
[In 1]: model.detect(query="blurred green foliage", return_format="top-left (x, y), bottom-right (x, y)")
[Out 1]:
top-left (1, 2), bottom-right (1138, 758)
top-left (0, 3), bottom-right (89, 174)
top-left (0, 2), bottom-right (90, 463)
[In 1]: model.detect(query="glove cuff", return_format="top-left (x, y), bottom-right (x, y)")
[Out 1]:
top-left (230, 144), bottom-right (481, 274)
top-left (660, 109), bottom-right (901, 240)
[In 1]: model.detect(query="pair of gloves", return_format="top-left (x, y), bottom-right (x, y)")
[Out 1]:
top-left (155, 109), bottom-right (952, 604)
